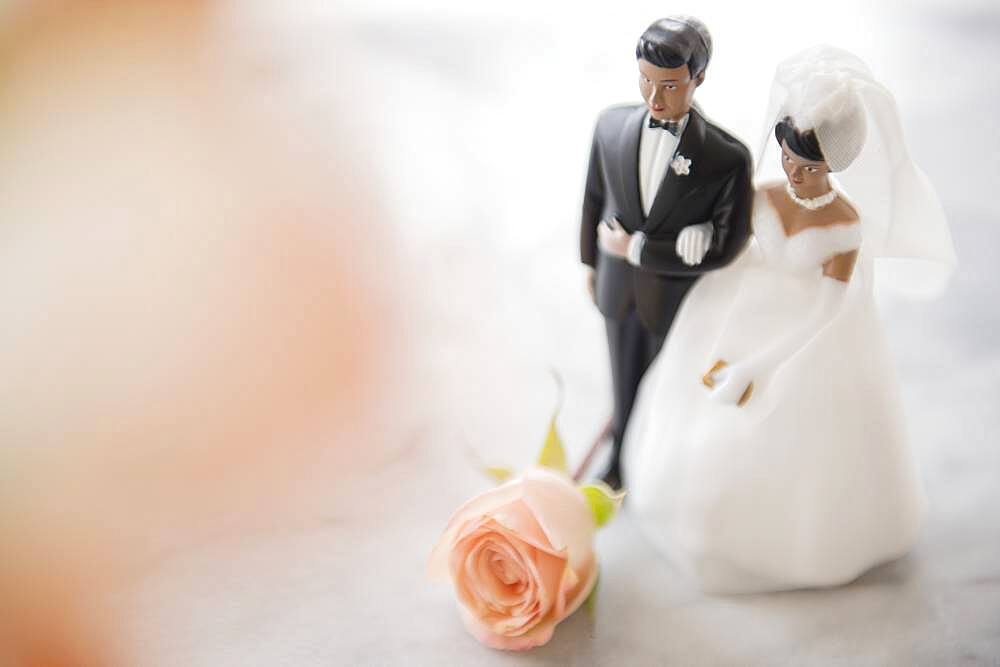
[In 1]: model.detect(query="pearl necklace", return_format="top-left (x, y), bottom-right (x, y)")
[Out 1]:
top-left (785, 183), bottom-right (837, 210)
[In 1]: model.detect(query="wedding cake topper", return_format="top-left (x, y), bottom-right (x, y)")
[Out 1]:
top-left (581, 15), bottom-right (754, 490)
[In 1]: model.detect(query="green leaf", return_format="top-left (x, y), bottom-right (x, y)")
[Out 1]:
top-left (484, 466), bottom-right (514, 484)
top-left (579, 483), bottom-right (625, 528)
top-left (536, 369), bottom-right (569, 475)
top-left (536, 417), bottom-right (569, 474)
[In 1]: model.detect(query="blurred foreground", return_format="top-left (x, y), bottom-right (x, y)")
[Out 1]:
top-left (0, 2), bottom-right (399, 663)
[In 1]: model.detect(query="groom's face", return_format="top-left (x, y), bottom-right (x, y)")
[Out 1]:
top-left (638, 59), bottom-right (702, 122)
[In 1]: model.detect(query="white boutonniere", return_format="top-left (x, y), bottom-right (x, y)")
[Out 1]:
top-left (671, 154), bottom-right (691, 176)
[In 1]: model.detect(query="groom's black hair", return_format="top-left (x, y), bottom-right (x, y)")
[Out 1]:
top-left (775, 116), bottom-right (826, 162)
top-left (636, 16), bottom-right (712, 79)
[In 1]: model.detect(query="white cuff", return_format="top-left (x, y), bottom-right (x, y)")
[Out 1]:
top-left (693, 221), bottom-right (714, 246)
top-left (627, 232), bottom-right (645, 266)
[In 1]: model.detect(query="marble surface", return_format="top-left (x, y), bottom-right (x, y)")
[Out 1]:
top-left (118, 2), bottom-right (1000, 665)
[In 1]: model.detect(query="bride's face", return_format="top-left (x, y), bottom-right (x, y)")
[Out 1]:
top-left (780, 140), bottom-right (830, 194)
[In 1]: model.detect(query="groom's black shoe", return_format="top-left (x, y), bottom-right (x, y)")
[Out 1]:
top-left (598, 460), bottom-right (623, 491)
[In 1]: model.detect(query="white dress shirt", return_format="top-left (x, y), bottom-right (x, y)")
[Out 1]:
top-left (639, 112), bottom-right (688, 216)
top-left (627, 113), bottom-right (689, 265)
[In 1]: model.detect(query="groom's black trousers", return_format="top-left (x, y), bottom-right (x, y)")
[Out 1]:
top-left (605, 305), bottom-right (668, 476)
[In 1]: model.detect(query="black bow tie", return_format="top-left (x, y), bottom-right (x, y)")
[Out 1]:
top-left (648, 117), bottom-right (681, 136)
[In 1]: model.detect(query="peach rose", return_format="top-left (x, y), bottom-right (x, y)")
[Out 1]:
top-left (429, 467), bottom-right (598, 651)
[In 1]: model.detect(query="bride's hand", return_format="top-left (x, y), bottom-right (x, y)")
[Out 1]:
top-left (708, 362), bottom-right (755, 405)
top-left (597, 217), bottom-right (631, 258)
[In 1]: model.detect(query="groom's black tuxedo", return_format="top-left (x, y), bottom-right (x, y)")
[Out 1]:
top-left (581, 104), bottom-right (753, 335)
top-left (580, 103), bottom-right (752, 486)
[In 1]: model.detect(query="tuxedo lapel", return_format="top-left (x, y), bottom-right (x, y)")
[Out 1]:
top-left (644, 110), bottom-right (708, 233)
top-left (616, 106), bottom-right (646, 231)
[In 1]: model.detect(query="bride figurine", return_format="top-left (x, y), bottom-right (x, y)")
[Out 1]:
top-left (621, 46), bottom-right (956, 594)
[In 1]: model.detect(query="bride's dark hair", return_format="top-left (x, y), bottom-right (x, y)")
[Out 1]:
top-left (775, 116), bottom-right (825, 162)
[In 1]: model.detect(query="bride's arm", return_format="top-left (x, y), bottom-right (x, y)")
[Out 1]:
top-left (709, 250), bottom-right (857, 405)
top-left (823, 248), bottom-right (858, 282)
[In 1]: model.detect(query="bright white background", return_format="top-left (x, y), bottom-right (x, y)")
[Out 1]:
top-left (117, 1), bottom-right (1000, 664)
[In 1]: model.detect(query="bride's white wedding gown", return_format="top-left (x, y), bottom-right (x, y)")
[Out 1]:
top-left (622, 191), bottom-right (925, 593)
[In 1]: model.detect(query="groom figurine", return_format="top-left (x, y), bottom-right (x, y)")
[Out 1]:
top-left (581, 17), bottom-right (753, 489)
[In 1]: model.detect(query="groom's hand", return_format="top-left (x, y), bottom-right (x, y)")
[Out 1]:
top-left (597, 217), bottom-right (630, 258)
top-left (676, 222), bottom-right (714, 266)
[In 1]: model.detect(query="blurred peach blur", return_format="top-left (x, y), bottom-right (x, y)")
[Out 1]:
top-left (0, 1), bottom-right (395, 664)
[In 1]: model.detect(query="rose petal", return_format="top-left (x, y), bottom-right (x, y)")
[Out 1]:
top-left (451, 532), bottom-right (491, 613)
top-left (431, 473), bottom-right (590, 580)
top-left (453, 528), bottom-right (539, 626)
top-left (451, 519), bottom-right (568, 638)
top-left (485, 603), bottom-right (542, 638)
top-left (453, 530), bottom-right (528, 615)
top-left (428, 481), bottom-right (524, 579)
top-left (520, 468), bottom-right (595, 570)
top-left (553, 562), bottom-right (579, 620)
top-left (483, 522), bottom-right (565, 623)
top-left (489, 550), bottom-right (521, 586)
top-left (554, 554), bottom-right (598, 624)
top-left (486, 498), bottom-right (563, 555)
top-left (460, 558), bottom-right (598, 651)
top-left (449, 500), bottom-right (564, 560)
top-left (459, 604), bottom-right (557, 652)
top-left (475, 542), bottom-right (526, 610)
top-left (481, 547), bottom-right (529, 610)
